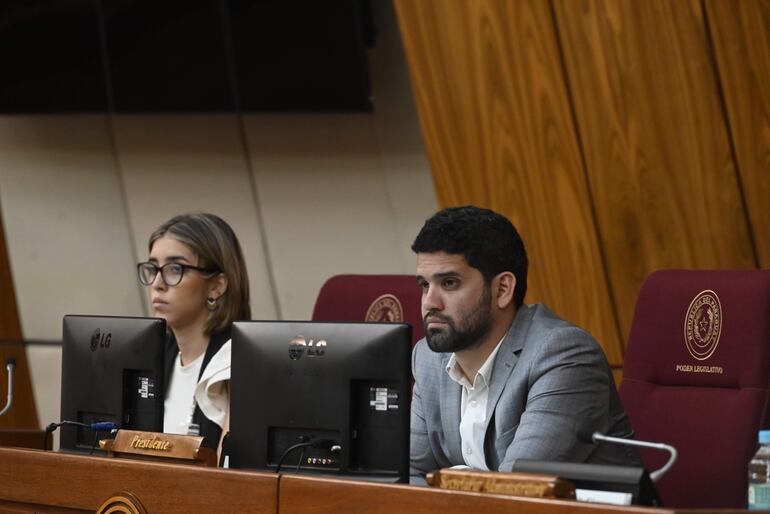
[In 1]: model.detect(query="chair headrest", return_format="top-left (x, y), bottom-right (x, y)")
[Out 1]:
top-left (624, 269), bottom-right (770, 389)
top-left (311, 274), bottom-right (424, 345)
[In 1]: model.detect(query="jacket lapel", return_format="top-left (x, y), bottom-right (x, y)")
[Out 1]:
top-left (483, 306), bottom-right (533, 432)
top-left (439, 354), bottom-right (464, 464)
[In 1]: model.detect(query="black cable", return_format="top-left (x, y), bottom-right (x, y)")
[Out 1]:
top-left (44, 421), bottom-right (87, 451)
top-left (276, 441), bottom-right (313, 473)
top-left (43, 420), bottom-right (117, 451)
top-left (275, 438), bottom-right (339, 474)
top-left (43, 422), bottom-right (58, 451)
top-left (89, 431), bottom-right (100, 455)
top-left (57, 420), bottom-right (90, 429)
top-left (295, 447), bottom-right (306, 473)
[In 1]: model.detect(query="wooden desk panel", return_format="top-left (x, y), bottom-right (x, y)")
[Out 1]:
top-left (279, 474), bottom-right (750, 514)
top-left (0, 448), bottom-right (750, 514)
top-left (0, 448), bottom-right (277, 514)
top-left (0, 499), bottom-right (84, 514)
top-left (0, 429), bottom-right (49, 450)
top-left (279, 474), bottom-right (669, 514)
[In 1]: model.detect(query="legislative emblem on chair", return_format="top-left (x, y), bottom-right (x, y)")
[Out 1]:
top-left (683, 289), bottom-right (722, 363)
top-left (619, 270), bottom-right (770, 508)
top-left (312, 274), bottom-right (424, 345)
top-left (365, 293), bottom-right (404, 323)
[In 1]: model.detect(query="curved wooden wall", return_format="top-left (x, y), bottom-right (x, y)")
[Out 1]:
top-left (395, 0), bottom-right (766, 361)
top-left (706, 0), bottom-right (770, 266)
top-left (0, 206), bottom-right (20, 343)
top-left (0, 204), bottom-right (38, 429)
top-left (394, 0), bottom-right (623, 363)
top-left (554, 0), bottom-right (757, 333)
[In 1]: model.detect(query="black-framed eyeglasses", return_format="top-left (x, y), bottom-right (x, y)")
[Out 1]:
top-left (137, 262), bottom-right (219, 287)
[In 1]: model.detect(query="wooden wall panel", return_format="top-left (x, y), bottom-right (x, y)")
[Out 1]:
top-left (0, 204), bottom-right (21, 341)
top-left (394, 0), bottom-right (624, 362)
top-left (0, 343), bottom-right (39, 430)
top-left (705, 0), bottom-right (770, 267)
top-left (0, 204), bottom-right (38, 429)
top-left (553, 0), bottom-right (757, 337)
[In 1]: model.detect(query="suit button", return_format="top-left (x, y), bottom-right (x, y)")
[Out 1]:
top-left (465, 446), bottom-right (472, 455)
top-left (470, 400), bottom-right (477, 408)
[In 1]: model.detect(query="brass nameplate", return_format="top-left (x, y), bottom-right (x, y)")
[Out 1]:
top-left (129, 433), bottom-right (173, 451)
top-left (427, 468), bottom-right (576, 500)
top-left (100, 430), bottom-right (217, 467)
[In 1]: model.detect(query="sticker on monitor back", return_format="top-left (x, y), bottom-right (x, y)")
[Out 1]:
top-left (369, 387), bottom-right (399, 411)
top-left (137, 376), bottom-right (155, 399)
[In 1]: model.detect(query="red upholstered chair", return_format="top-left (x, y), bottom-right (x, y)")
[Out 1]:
top-left (619, 269), bottom-right (770, 508)
top-left (311, 274), bottom-right (424, 346)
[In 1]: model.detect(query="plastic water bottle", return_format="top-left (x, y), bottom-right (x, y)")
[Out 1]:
top-left (749, 430), bottom-right (770, 510)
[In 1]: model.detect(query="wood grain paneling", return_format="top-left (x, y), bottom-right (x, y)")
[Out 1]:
top-left (0, 206), bottom-right (38, 429)
top-left (279, 475), bottom-right (672, 514)
top-left (0, 343), bottom-right (39, 430)
top-left (0, 428), bottom-right (49, 450)
top-left (395, 0), bottom-right (624, 363)
top-left (0, 448), bottom-right (278, 514)
top-left (0, 206), bottom-right (21, 341)
top-left (705, 0), bottom-right (770, 267)
top-left (553, 0), bottom-right (757, 337)
top-left (0, 449), bottom-right (748, 514)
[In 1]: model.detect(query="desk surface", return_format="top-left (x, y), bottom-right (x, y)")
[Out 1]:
top-left (0, 448), bottom-right (748, 514)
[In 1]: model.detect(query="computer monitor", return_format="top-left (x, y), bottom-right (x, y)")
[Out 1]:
top-left (229, 321), bottom-right (411, 482)
top-left (512, 460), bottom-right (661, 506)
top-left (60, 315), bottom-right (166, 452)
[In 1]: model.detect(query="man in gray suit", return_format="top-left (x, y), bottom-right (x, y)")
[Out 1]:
top-left (410, 206), bottom-right (639, 482)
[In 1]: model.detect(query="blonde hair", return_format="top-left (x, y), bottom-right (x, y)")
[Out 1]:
top-left (149, 213), bottom-right (251, 335)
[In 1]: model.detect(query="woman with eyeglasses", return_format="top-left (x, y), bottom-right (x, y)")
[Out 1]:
top-left (137, 212), bottom-right (250, 460)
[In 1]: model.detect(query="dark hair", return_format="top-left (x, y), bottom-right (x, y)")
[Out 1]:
top-left (411, 206), bottom-right (528, 308)
top-left (149, 212), bottom-right (251, 335)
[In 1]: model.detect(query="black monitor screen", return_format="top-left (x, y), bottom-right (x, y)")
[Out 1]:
top-left (229, 321), bottom-right (411, 482)
top-left (60, 315), bottom-right (166, 452)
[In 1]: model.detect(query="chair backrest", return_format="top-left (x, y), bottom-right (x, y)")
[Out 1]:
top-left (619, 269), bottom-right (770, 508)
top-left (311, 274), bottom-right (424, 346)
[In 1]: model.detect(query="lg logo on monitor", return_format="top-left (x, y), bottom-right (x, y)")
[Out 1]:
top-left (90, 328), bottom-right (112, 352)
top-left (288, 335), bottom-right (326, 360)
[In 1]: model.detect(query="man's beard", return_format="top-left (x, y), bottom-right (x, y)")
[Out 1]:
top-left (424, 286), bottom-right (493, 353)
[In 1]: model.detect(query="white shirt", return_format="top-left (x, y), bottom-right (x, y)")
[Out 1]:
top-left (164, 352), bottom-right (204, 434)
top-left (445, 339), bottom-right (504, 470)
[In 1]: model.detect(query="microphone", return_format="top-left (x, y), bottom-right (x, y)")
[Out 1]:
top-left (0, 357), bottom-right (16, 417)
top-left (578, 429), bottom-right (677, 482)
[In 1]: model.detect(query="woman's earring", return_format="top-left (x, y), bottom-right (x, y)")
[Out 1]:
top-left (206, 297), bottom-right (218, 311)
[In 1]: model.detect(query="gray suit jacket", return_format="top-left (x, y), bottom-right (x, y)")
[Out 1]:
top-left (410, 303), bottom-right (639, 480)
